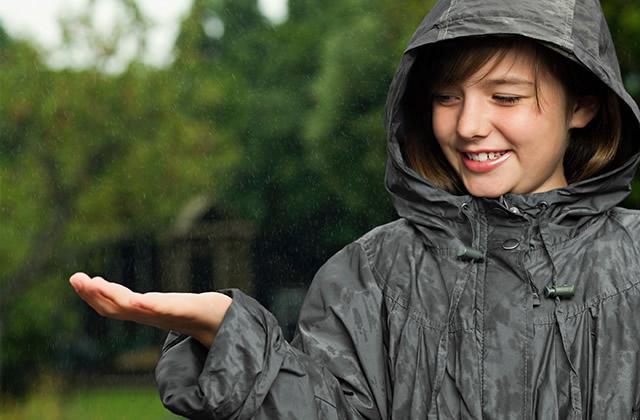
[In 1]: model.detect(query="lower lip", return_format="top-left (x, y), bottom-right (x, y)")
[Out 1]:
top-left (461, 151), bottom-right (512, 173)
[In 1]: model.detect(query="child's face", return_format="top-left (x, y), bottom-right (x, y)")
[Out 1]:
top-left (431, 48), bottom-right (588, 197)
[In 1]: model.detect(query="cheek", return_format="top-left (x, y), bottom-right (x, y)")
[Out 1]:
top-left (496, 111), bottom-right (540, 140)
top-left (497, 111), bottom-right (568, 149)
top-left (431, 108), bottom-right (454, 145)
top-left (499, 115), bottom-right (570, 172)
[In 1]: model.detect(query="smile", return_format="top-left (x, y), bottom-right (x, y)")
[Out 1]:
top-left (465, 151), bottom-right (508, 161)
top-left (461, 150), bottom-right (512, 173)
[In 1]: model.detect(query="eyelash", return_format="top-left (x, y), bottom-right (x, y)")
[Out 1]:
top-left (432, 95), bottom-right (459, 104)
top-left (493, 95), bottom-right (521, 104)
top-left (432, 94), bottom-right (522, 105)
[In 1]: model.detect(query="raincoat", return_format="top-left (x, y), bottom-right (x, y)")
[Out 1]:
top-left (155, 0), bottom-right (640, 418)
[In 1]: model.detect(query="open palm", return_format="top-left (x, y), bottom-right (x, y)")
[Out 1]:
top-left (69, 272), bottom-right (232, 347)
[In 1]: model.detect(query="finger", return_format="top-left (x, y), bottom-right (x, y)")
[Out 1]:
top-left (69, 272), bottom-right (91, 292)
top-left (74, 276), bottom-right (131, 310)
top-left (71, 274), bottom-right (112, 299)
top-left (73, 277), bottom-right (104, 306)
top-left (71, 276), bottom-right (131, 319)
top-left (69, 273), bottom-right (104, 309)
top-left (92, 277), bottom-right (136, 308)
top-left (78, 287), bottom-right (119, 318)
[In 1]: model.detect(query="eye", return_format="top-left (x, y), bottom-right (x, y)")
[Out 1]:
top-left (432, 94), bottom-right (460, 105)
top-left (493, 95), bottom-right (521, 105)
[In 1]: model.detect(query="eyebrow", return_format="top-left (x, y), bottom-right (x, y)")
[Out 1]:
top-left (479, 77), bottom-right (534, 87)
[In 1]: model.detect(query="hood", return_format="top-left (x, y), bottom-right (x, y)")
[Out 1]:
top-left (384, 0), bottom-right (640, 243)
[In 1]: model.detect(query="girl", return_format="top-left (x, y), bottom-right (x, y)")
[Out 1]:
top-left (70, 0), bottom-right (640, 418)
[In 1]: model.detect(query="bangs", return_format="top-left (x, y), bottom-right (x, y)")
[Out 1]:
top-left (428, 36), bottom-right (535, 91)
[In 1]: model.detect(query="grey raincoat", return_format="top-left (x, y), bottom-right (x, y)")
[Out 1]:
top-left (155, 0), bottom-right (640, 418)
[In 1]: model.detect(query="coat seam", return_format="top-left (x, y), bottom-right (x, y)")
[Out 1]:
top-left (540, 215), bottom-right (604, 249)
top-left (520, 224), bottom-right (533, 420)
top-left (439, 0), bottom-right (456, 40)
top-left (563, 0), bottom-right (575, 45)
top-left (607, 209), bottom-right (640, 259)
top-left (477, 213), bottom-right (487, 416)
top-left (435, 16), bottom-right (572, 49)
top-left (383, 291), bottom-right (449, 332)
top-left (314, 394), bottom-right (337, 410)
top-left (523, 320), bottom-right (527, 420)
top-left (358, 236), bottom-right (386, 290)
top-left (380, 280), bottom-right (477, 334)
top-left (438, 15), bottom-right (568, 27)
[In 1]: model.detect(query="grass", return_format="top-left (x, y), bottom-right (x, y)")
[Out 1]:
top-left (0, 383), bottom-right (182, 420)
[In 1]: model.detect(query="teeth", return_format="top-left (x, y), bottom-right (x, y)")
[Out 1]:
top-left (465, 151), bottom-right (506, 161)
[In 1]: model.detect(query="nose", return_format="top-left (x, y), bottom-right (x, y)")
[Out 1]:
top-left (456, 97), bottom-right (491, 141)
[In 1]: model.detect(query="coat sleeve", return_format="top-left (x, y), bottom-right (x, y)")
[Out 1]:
top-left (154, 240), bottom-right (389, 420)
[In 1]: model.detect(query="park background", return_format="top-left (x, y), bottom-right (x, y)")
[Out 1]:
top-left (1, 0), bottom-right (639, 418)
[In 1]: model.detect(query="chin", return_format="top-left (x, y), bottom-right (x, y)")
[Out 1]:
top-left (465, 183), bottom-right (509, 198)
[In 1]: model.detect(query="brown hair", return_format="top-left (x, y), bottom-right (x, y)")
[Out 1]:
top-left (401, 36), bottom-right (623, 194)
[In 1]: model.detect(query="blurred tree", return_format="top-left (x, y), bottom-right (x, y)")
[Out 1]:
top-left (603, 0), bottom-right (640, 97)
top-left (170, 0), bottom-right (341, 293)
top-left (166, 0), bottom-right (433, 293)
top-left (304, 0), bottom-right (434, 242)
top-left (0, 0), bottom-right (235, 395)
top-left (602, 0), bottom-right (640, 206)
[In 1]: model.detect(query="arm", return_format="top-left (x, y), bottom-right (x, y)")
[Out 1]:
top-left (70, 240), bottom-right (388, 419)
top-left (155, 241), bottom-right (389, 419)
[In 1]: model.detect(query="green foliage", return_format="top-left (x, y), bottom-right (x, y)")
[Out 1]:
top-left (305, 13), bottom-right (396, 232)
top-left (602, 0), bottom-right (640, 207)
top-left (0, 384), bottom-right (179, 420)
top-left (604, 0), bottom-right (640, 87)
top-left (1, 274), bottom-right (79, 396)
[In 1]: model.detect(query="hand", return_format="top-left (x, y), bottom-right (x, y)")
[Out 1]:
top-left (69, 272), bottom-right (232, 348)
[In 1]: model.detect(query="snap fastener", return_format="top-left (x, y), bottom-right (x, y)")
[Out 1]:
top-left (537, 201), bottom-right (549, 210)
top-left (461, 202), bottom-right (470, 211)
top-left (508, 206), bottom-right (521, 215)
top-left (502, 238), bottom-right (520, 250)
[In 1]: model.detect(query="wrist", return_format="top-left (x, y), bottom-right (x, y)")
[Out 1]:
top-left (192, 292), bottom-right (232, 347)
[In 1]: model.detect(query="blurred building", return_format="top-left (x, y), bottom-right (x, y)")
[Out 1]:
top-left (159, 195), bottom-right (254, 295)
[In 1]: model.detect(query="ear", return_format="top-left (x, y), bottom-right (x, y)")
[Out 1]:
top-left (568, 95), bottom-right (600, 129)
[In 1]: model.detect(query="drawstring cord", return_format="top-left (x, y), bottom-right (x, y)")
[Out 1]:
top-left (539, 223), bottom-right (583, 416)
top-left (427, 261), bottom-right (478, 418)
top-left (428, 202), bottom-right (483, 418)
top-left (520, 223), bottom-right (541, 307)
